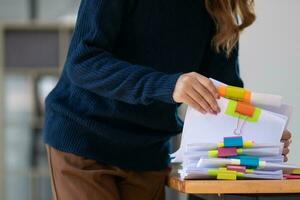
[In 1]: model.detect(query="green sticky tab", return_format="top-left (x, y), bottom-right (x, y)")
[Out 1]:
top-left (237, 148), bottom-right (243, 154)
top-left (226, 86), bottom-right (246, 101)
top-left (208, 169), bottom-right (218, 176)
top-left (225, 100), bottom-right (261, 122)
top-left (237, 172), bottom-right (245, 177)
top-left (246, 169), bottom-right (254, 174)
top-left (208, 150), bottom-right (218, 157)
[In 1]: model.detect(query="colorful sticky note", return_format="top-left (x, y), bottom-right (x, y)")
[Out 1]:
top-left (239, 156), bottom-right (259, 168)
top-left (235, 102), bottom-right (255, 117)
top-left (218, 147), bottom-right (237, 157)
top-left (224, 136), bottom-right (243, 148)
top-left (292, 169), bottom-right (300, 175)
top-left (217, 172), bottom-right (237, 180)
top-left (227, 165), bottom-right (246, 173)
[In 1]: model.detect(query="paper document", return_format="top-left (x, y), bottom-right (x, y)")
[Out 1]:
top-left (171, 79), bottom-right (298, 180)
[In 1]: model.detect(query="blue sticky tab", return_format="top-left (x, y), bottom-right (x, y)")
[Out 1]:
top-left (224, 136), bottom-right (243, 147)
top-left (238, 156), bottom-right (259, 168)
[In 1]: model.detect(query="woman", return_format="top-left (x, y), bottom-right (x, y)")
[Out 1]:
top-left (44, 0), bottom-right (291, 199)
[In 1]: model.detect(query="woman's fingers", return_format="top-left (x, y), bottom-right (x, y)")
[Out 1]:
top-left (281, 130), bottom-right (292, 140)
top-left (172, 72), bottom-right (220, 115)
top-left (186, 86), bottom-right (213, 113)
top-left (282, 147), bottom-right (290, 155)
top-left (191, 79), bottom-right (219, 113)
top-left (196, 75), bottom-right (219, 99)
top-left (184, 93), bottom-right (207, 114)
top-left (280, 130), bottom-right (291, 160)
top-left (281, 139), bottom-right (291, 148)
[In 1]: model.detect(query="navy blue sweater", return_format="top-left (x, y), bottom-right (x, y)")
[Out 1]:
top-left (43, 0), bottom-right (243, 171)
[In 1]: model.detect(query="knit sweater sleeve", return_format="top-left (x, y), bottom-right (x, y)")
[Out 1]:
top-left (65, 0), bottom-right (182, 105)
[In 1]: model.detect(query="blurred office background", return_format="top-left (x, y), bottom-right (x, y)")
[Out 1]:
top-left (0, 1), bottom-right (80, 200)
top-left (0, 0), bottom-right (299, 200)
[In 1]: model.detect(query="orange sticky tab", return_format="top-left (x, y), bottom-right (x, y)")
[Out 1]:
top-left (235, 102), bottom-right (255, 117)
top-left (218, 86), bottom-right (226, 97)
top-left (244, 91), bottom-right (252, 104)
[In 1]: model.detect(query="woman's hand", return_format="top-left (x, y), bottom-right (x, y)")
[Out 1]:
top-left (173, 72), bottom-right (220, 114)
top-left (281, 130), bottom-right (292, 162)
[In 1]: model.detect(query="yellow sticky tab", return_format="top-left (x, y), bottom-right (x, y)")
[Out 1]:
top-left (292, 169), bottom-right (300, 175)
top-left (246, 169), bottom-right (254, 174)
top-left (226, 86), bottom-right (246, 101)
top-left (217, 172), bottom-right (237, 180)
top-left (218, 167), bottom-right (228, 172)
top-left (243, 141), bottom-right (254, 148)
top-left (208, 150), bottom-right (218, 157)
top-left (217, 142), bottom-right (224, 148)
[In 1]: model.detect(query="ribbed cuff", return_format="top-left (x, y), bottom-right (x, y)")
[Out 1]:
top-left (153, 72), bottom-right (183, 104)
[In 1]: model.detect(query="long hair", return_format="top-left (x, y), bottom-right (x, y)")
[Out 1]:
top-left (205, 0), bottom-right (256, 56)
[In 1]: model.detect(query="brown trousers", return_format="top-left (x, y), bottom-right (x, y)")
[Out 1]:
top-left (46, 146), bottom-right (170, 200)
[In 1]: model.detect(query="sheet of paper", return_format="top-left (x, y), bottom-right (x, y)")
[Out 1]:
top-left (196, 158), bottom-right (298, 170)
top-left (171, 97), bottom-right (288, 162)
top-left (180, 168), bottom-right (284, 180)
top-left (184, 147), bottom-right (282, 157)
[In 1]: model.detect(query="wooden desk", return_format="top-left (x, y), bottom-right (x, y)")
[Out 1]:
top-left (168, 176), bottom-right (300, 195)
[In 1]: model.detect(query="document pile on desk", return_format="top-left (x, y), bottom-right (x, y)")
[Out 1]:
top-left (171, 79), bottom-right (300, 180)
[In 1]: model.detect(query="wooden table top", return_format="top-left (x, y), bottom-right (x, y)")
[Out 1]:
top-left (167, 176), bottom-right (300, 194)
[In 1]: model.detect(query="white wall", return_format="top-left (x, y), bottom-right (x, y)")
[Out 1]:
top-left (38, 0), bottom-right (80, 20)
top-left (0, 0), bottom-right (28, 20)
top-left (240, 0), bottom-right (300, 164)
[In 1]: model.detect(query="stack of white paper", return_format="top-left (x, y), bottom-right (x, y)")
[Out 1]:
top-left (171, 79), bottom-right (298, 180)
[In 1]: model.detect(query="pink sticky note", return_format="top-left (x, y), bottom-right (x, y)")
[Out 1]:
top-left (284, 174), bottom-right (300, 179)
top-left (218, 147), bottom-right (237, 157)
top-left (227, 165), bottom-right (246, 173)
